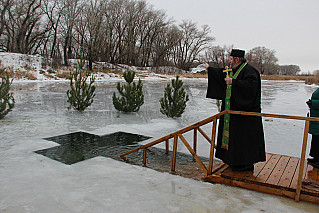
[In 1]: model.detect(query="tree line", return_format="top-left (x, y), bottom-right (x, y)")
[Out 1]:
top-left (0, 0), bottom-right (300, 75)
top-left (201, 45), bottom-right (300, 75)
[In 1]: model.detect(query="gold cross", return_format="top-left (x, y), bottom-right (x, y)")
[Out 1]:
top-left (223, 66), bottom-right (232, 78)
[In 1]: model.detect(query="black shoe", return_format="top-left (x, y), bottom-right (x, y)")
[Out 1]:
top-left (232, 165), bottom-right (254, 171)
top-left (307, 158), bottom-right (319, 164)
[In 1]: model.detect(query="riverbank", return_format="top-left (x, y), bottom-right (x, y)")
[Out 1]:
top-left (2, 52), bottom-right (318, 84)
top-left (181, 73), bottom-right (313, 81)
top-left (260, 74), bottom-right (313, 83)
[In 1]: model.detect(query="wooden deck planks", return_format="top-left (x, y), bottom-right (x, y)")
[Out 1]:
top-left (266, 155), bottom-right (290, 185)
top-left (277, 157), bottom-right (299, 188)
top-left (244, 153), bottom-right (271, 182)
top-left (254, 154), bottom-right (281, 184)
top-left (211, 163), bottom-right (229, 176)
top-left (290, 158), bottom-right (307, 189)
top-left (221, 167), bottom-right (250, 180)
top-left (204, 153), bottom-right (319, 204)
top-left (219, 154), bottom-right (273, 182)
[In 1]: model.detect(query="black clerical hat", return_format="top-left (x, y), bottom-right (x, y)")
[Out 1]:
top-left (230, 49), bottom-right (245, 58)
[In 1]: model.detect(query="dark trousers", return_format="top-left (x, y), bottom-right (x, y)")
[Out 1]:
top-left (310, 134), bottom-right (319, 159)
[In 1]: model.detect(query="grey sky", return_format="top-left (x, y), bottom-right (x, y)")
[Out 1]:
top-left (146, 0), bottom-right (319, 73)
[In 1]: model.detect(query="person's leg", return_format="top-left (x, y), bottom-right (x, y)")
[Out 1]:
top-left (308, 134), bottom-right (319, 163)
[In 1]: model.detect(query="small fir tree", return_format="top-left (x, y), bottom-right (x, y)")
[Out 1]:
top-left (0, 68), bottom-right (15, 119)
top-left (113, 70), bottom-right (144, 112)
top-left (66, 59), bottom-right (96, 111)
top-left (160, 76), bottom-right (189, 118)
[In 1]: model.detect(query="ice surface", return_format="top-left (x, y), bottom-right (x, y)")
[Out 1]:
top-left (1, 77), bottom-right (319, 212)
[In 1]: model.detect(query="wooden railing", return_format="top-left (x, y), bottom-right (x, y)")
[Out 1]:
top-left (120, 110), bottom-right (319, 202)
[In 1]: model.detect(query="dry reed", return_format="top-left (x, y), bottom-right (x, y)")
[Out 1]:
top-left (305, 73), bottom-right (319, 85)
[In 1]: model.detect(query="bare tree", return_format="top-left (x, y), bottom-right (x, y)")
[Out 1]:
top-left (4, 0), bottom-right (51, 54)
top-left (277, 65), bottom-right (301, 75)
top-left (73, 0), bottom-right (107, 70)
top-left (0, 0), bottom-right (11, 38)
top-left (59, 0), bottom-right (84, 65)
top-left (41, 0), bottom-right (63, 59)
top-left (122, 0), bottom-right (146, 65)
top-left (202, 45), bottom-right (233, 68)
top-left (0, 0), bottom-right (220, 71)
top-left (100, 0), bottom-right (172, 66)
top-left (246, 46), bottom-right (278, 74)
top-left (173, 20), bottom-right (214, 70)
top-left (135, 7), bottom-right (171, 66)
top-left (151, 25), bottom-right (182, 66)
top-left (313, 70), bottom-right (319, 75)
top-left (102, 0), bottom-right (133, 64)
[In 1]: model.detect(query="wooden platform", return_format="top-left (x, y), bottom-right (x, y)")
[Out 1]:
top-left (202, 153), bottom-right (319, 204)
top-left (120, 111), bottom-right (319, 205)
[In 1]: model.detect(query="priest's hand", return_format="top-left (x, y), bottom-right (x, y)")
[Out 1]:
top-left (225, 77), bottom-right (232, 86)
top-left (306, 99), bottom-right (312, 107)
top-left (202, 62), bottom-right (209, 69)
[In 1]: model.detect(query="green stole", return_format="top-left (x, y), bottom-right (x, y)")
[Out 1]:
top-left (221, 62), bottom-right (247, 150)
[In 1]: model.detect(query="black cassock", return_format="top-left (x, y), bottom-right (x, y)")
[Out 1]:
top-left (206, 63), bottom-right (266, 166)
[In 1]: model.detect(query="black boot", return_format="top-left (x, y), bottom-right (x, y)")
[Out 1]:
top-left (307, 158), bottom-right (319, 164)
top-left (232, 165), bottom-right (254, 171)
top-left (313, 162), bottom-right (319, 168)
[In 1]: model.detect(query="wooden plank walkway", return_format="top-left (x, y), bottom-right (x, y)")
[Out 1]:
top-left (202, 153), bottom-right (319, 204)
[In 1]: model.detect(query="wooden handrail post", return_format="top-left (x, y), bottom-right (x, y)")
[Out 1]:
top-left (171, 135), bottom-right (178, 172)
top-left (208, 118), bottom-right (217, 175)
top-left (165, 139), bottom-right (169, 155)
top-left (193, 128), bottom-right (198, 155)
top-left (295, 120), bottom-right (310, 202)
top-left (143, 148), bottom-right (147, 167)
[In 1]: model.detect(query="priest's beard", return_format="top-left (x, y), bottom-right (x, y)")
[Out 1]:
top-left (230, 63), bottom-right (238, 69)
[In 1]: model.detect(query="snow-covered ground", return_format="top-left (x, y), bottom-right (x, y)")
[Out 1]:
top-left (0, 53), bottom-right (319, 212)
top-left (0, 52), bottom-right (186, 82)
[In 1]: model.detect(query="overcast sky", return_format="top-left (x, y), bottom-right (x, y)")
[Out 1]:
top-left (146, 0), bottom-right (319, 73)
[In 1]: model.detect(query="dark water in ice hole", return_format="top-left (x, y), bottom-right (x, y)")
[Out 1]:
top-left (35, 131), bottom-right (151, 165)
top-left (34, 131), bottom-right (209, 171)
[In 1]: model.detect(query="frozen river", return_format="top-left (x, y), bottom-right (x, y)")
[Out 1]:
top-left (1, 79), bottom-right (319, 212)
top-left (4, 79), bottom-right (319, 158)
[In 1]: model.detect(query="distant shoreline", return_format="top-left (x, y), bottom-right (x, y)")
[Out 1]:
top-left (181, 73), bottom-right (316, 83)
top-left (260, 75), bottom-right (311, 81)
top-left (7, 72), bottom-right (318, 85)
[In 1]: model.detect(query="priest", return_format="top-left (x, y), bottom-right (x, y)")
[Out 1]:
top-left (204, 49), bottom-right (266, 171)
